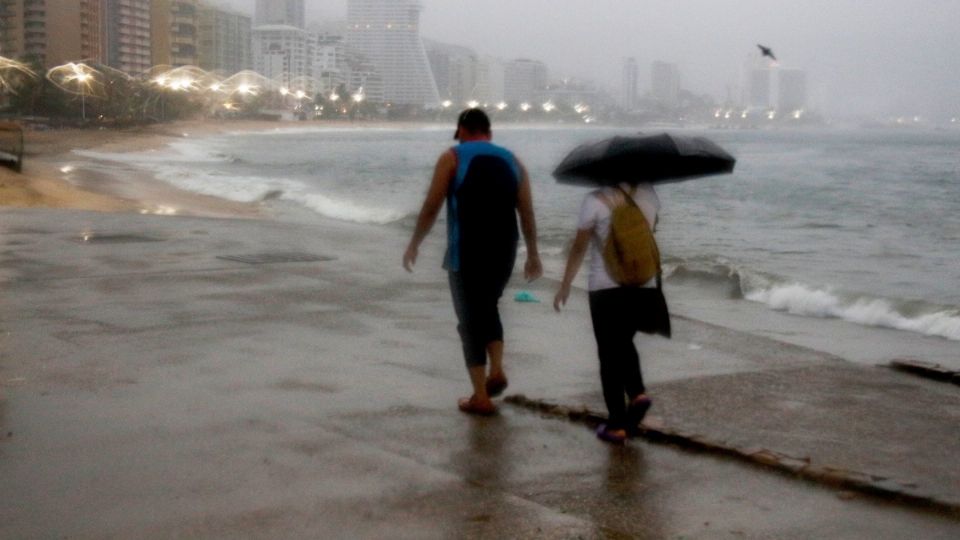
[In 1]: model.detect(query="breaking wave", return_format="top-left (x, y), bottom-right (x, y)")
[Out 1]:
top-left (664, 258), bottom-right (960, 341)
top-left (73, 144), bottom-right (411, 226)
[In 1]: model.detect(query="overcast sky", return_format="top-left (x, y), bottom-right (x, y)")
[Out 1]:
top-left (219, 0), bottom-right (960, 118)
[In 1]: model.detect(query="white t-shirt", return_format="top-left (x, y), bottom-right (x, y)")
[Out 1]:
top-left (577, 182), bottom-right (661, 291)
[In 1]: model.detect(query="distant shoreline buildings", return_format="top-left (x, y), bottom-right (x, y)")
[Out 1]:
top-left (0, 1), bottom-right (821, 122)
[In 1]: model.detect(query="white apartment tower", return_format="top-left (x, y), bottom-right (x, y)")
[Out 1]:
top-left (777, 68), bottom-right (807, 113)
top-left (504, 58), bottom-right (547, 104)
top-left (252, 25), bottom-right (310, 86)
top-left (255, 0), bottom-right (305, 29)
top-left (651, 61), bottom-right (680, 107)
top-left (346, 0), bottom-right (440, 107)
top-left (621, 57), bottom-right (638, 110)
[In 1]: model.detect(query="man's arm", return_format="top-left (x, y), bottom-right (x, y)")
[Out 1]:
top-left (403, 150), bottom-right (456, 272)
top-left (516, 160), bottom-right (543, 281)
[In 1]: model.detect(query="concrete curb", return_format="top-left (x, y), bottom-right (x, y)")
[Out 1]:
top-left (505, 394), bottom-right (960, 517)
top-left (888, 359), bottom-right (960, 386)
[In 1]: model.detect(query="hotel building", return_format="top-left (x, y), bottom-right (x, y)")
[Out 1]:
top-left (255, 0), bottom-right (304, 29)
top-left (104, 0), bottom-right (151, 75)
top-left (198, 5), bottom-right (251, 74)
top-left (0, 0), bottom-right (104, 68)
top-left (151, 0), bottom-right (199, 67)
top-left (346, 0), bottom-right (439, 106)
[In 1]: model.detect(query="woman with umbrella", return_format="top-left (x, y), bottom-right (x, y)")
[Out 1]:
top-left (553, 181), bottom-right (665, 443)
top-left (552, 133), bottom-right (735, 443)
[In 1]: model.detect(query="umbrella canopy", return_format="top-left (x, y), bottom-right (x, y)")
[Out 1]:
top-left (553, 132), bottom-right (736, 186)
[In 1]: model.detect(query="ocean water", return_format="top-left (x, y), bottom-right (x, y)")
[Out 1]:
top-left (74, 125), bottom-right (960, 358)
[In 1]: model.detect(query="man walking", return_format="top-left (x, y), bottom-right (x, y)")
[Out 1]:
top-left (403, 109), bottom-right (542, 415)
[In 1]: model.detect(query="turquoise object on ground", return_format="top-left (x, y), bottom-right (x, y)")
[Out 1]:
top-left (514, 291), bottom-right (540, 303)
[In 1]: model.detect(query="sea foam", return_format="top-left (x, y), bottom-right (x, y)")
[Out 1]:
top-left (745, 282), bottom-right (960, 341)
top-left (75, 142), bottom-right (410, 225)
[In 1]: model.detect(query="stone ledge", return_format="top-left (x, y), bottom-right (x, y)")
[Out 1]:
top-left (505, 393), bottom-right (960, 517)
top-left (888, 359), bottom-right (960, 386)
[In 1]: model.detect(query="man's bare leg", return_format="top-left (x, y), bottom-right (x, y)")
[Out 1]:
top-left (487, 341), bottom-right (505, 379)
top-left (458, 365), bottom-right (496, 414)
top-left (468, 365), bottom-right (489, 400)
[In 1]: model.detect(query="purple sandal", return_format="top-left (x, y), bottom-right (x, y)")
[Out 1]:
top-left (596, 424), bottom-right (627, 444)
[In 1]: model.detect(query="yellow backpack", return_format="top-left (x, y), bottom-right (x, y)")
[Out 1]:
top-left (600, 186), bottom-right (661, 286)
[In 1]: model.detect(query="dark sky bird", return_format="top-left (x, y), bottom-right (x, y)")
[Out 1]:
top-left (757, 44), bottom-right (777, 61)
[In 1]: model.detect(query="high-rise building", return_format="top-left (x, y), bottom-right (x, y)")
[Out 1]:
top-left (346, 0), bottom-right (439, 107)
top-left (0, 0), bottom-right (104, 68)
top-left (621, 57), bottom-right (638, 110)
top-left (424, 39), bottom-right (478, 105)
top-left (252, 24), bottom-right (311, 86)
top-left (151, 0), bottom-right (199, 67)
top-left (198, 5), bottom-right (251, 74)
top-left (344, 50), bottom-right (384, 103)
top-left (474, 56), bottom-right (504, 104)
top-left (104, 0), bottom-right (151, 75)
top-left (746, 67), bottom-right (772, 109)
top-left (255, 0), bottom-right (305, 29)
top-left (504, 58), bottom-right (547, 104)
top-left (651, 61), bottom-right (680, 107)
top-left (312, 32), bottom-right (344, 92)
top-left (777, 68), bottom-right (807, 112)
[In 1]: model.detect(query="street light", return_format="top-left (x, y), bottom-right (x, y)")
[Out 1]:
top-left (49, 63), bottom-right (99, 121)
top-left (75, 72), bottom-right (91, 120)
top-left (0, 55), bottom-right (37, 94)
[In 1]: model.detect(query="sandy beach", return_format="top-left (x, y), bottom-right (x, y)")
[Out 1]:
top-left (0, 119), bottom-right (311, 217)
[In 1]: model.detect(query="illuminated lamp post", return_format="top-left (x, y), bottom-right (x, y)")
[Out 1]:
top-left (75, 72), bottom-right (91, 121)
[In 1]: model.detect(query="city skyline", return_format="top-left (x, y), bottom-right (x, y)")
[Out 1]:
top-left (217, 0), bottom-right (960, 118)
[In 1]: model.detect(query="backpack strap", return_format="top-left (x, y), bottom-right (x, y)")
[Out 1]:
top-left (597, 185), bottom-right (637, 210)
top-left (615, 185), bottom-right (639, 208)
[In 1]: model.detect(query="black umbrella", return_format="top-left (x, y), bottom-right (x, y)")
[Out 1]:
top-left (553, 132), bottom-right (736, 186)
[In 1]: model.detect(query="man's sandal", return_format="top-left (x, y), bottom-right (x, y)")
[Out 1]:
top-left (458, 395), bottom-right (497, 416)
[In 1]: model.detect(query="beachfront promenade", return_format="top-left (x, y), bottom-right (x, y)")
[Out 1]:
top-left (1, 208), bottom-right (958, 538)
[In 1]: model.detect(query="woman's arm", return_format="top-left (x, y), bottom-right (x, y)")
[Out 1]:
top-left (553, 228), bottom-right (592, 311)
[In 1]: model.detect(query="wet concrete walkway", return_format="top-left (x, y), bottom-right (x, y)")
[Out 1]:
top-left (1, 209), bottom-right (958, 538)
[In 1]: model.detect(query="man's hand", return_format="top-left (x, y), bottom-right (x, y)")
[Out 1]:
top-left (403, 244), bottom-right (418, 272)
top-left (524, 254), bottom-right (543, 282)
top-left (554, 282), bottom-right (571, 312)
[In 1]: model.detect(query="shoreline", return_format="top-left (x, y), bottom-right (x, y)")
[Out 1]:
top-left (0, 118), bottom-right (388, 218)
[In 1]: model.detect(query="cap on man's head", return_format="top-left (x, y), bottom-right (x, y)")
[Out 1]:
top-left (454, 108), bottom-right (491, 140)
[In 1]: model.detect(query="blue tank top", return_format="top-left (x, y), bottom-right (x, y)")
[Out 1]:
top-left (444, 141), bottom-right (521, 272)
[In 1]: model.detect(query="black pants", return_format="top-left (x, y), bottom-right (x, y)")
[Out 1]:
top-left (589, 286), bottom-right (668, 430)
